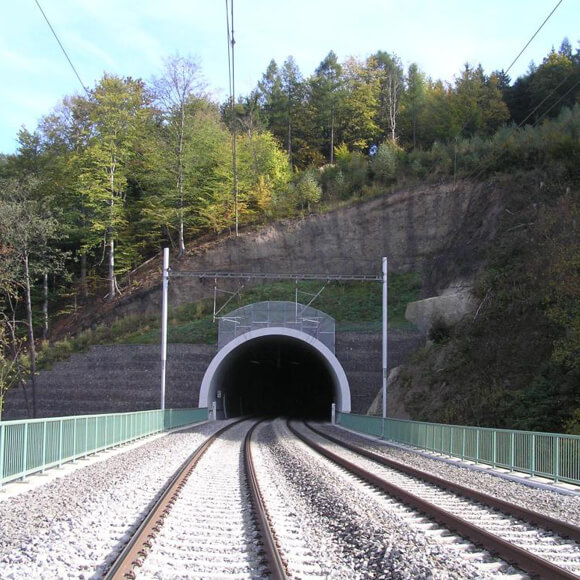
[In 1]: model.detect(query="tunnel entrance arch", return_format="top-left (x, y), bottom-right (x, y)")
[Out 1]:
top-left (162, 261), bottom-right (385, 417)
top-left (199, 305), bottom-right (351, 419)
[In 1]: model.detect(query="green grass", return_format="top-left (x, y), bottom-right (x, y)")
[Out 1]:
top-left (124, 272), bottom-right (421, 344)
top-left (38, 272), bottom-right (421, 368)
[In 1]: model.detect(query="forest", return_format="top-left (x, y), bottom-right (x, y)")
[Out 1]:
top-left (1, 39), bottom-right (579, 426)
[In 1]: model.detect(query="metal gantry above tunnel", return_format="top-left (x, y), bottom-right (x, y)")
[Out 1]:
top-left (199, 301), bottom-right (351, 420)
top-left (159, 251), bottom-right (388, 421)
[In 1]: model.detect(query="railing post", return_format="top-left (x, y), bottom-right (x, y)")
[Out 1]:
top-left (72, 418), bottom-right (77, 463)
top-left (58, 419), bottom-right (63, 468)
top-left (462, 427), bottom-right (466, 461)
top-left (21, 422), bottom-right (28, 481)
top-left (84, 418), bottom-right (88, 459)
top-left (510, 431), bottom-right (514, 472)
top-left (531, 433), bottom-right (535, 478)
top-left (554, 436), bottom-right (560, 483)
top-left (41, 421), bottom-right (47, 473)
top-left (493, 430), bottom-right (497, 468)
top-left (0, 422), bottom-right (5, 486)
top-left (475, 430), bottom-right (480, 464)
top-left (331, 403), bottom-right (336, 425)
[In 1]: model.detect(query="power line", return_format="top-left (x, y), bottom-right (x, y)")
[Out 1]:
top-left (518, 71), bottom-right (575, 127)
top-left (225, 0), bottom-right (239, 237)
top-left (504, 0), bottom-right (564, 77)
top-left (455, 0), bottom-right (564, 140)
top-left (33, 0), bottom-right (90, 96)
top-left (531, 76), bottom-right (580, 126)
top-left (453, 0), bottom-right (568, 182)
top-left (169, 271), bottom-right (383, 282)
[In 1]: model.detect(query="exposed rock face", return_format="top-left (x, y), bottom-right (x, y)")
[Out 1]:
top-left (405, 290), bottom-right (477, 336)
top-left (13, 180), bottom-right (505, 421)
top-left (55, 180), bottom-right (503, 335)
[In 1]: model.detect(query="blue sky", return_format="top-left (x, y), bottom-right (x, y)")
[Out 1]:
top-left (1, 0), bottom-right (578, 154)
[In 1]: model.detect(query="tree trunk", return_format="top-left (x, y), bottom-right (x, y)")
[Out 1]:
top-left (330, 107), bottom-right (335, 164)
top-left (287, 116), bottom-right (292, 167)
top-left (80, 252), bottom-right (88, 302)
top-left (23, 253), bottom-right (37, 418)
top-left (177, 106), bottom-right (186, 257)
top-left (108, 160), bottom-right (117, 301)
top-left (108, 235), bottom-right (115, 300)
top-left (42, 272), bottom-right (49, 341)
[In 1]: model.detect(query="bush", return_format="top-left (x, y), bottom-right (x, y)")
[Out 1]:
top-left (428, 316), bottom-right (452, 344)
top-left (371, 141), bottom-right (403, 183)
top-left (319, 144), bottom-right (370, 200)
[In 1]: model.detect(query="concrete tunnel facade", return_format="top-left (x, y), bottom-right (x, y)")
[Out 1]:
top-left (199, 326), bottom-right (351, 420)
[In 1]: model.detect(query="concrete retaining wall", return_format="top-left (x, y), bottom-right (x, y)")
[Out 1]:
top-left (2, 330), bottom-right (423, 420)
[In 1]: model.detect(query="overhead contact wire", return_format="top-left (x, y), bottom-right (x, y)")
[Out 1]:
top-left (33, 0), bottom-right (90, 96)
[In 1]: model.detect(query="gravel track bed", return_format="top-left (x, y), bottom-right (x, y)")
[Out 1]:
top-left (321, 424), bottom-right (580, 526)
top-left (260, 419), bottom-right (502, 579)
top-left (0, 421), bottom-right (230, 579)
top-left (300, 423), bottom-right (580, 577)
top-left (137, 419), bottom-right (265, 579)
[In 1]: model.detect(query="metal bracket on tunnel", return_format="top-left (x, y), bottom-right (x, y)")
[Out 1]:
top-left (213, 278), bottom-right (245, 323)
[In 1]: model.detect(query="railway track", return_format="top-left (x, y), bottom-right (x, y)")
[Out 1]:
top-left (102, 417), bottom-right (580, 579)
top-left (291, 420), bottom-right (580, 579)
top-left (104, 419), bottom-right (287, 579)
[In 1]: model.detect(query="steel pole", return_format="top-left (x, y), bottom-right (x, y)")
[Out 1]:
top-left (382, 257), bottom-right (388, 437)
top-left (160, 247), bottom-right (169, 411)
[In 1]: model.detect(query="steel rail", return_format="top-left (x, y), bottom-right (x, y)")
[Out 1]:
top-left (104, 420), bottom-right (245, 580)
top-left (245, 421), bottom-right (289, 580)
top-left (306, 422), bottom-right (580, 543)
top-left (289, 421), bottom-right (580, 580)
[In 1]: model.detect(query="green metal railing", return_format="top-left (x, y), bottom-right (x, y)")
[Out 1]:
top-left (337, 413), bottom-right (580, 486)
top-left (0, 408), bottom-right (208, 487)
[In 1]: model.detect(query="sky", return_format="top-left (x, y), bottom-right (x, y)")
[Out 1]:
top-left (1, 0), bottom-right (578, 154)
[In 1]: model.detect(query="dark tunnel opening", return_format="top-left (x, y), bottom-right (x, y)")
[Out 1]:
top-left (216, 335), bottom-right (335, 420)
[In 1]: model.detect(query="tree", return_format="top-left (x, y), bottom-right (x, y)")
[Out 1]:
top-left (151, 55), bottom-right (207, 256)
top-left (281, 56), bottom-right (304, 166)
top-left (236, 131), bottom-right (291, 221)
top-left (287, 170), bottom-right (321, 213)
top-left (369, 51), bottom-right (404, 142)
top-left (529, 49), bottom-right (576, 121)
top-left (0, 177), bottom-right (67, 417)
top-left (39, 94), bottom-right (100, 302)
top-left (310, 51), bottom-right (344, 163)
top-left (0, 240), bottom-right (27, 419)
top-left (481, 72), bottom-right (510, 135)
top-left (419, 79), bottom-right (456, 145)
top-left (340, 57), bottom-right (380, 150)
top-left (0, 320), bottom-right (21, 421)
top-left (401, 63), bottom-right (426, 148)
top-left (257, 60), bottom-right (287, 146)
top-left (78, 75), bottom-right (149, 300)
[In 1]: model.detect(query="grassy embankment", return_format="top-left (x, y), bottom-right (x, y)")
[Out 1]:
top-left (38, 273), bottom-right (421, 368)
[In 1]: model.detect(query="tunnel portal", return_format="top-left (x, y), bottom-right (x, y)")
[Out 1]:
top-left (198, 302), bottom-right (351, 420)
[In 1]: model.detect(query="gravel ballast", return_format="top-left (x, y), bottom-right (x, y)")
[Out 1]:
top-left (1, 418), bottom-right (577, 579)
top-left (323, 423), bottom-right (580, 526)
top-left (0, 421), bottom-right (228, 579)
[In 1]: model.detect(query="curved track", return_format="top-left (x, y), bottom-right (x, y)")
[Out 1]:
top-left (291, 420), bottom-right (580, 579)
